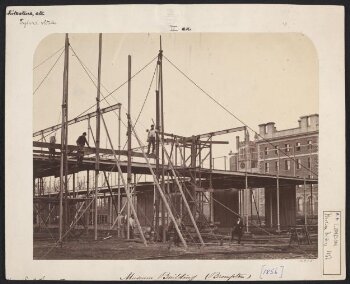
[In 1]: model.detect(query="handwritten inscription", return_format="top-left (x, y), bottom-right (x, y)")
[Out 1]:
top-left (7, 9), bottom-right (45, 16)
top-left (7, 9), bottom-right (56, 28)
top-left (120, 271), bottom-right (251, 281)
top-left (169, 25), bottom-right (192, 32)
top-left (205, 272), bottom-right (251, 280)
top-left (323, 211), bottom-right (341, 275)
top-left (260, 265), bottom-right (284, 279)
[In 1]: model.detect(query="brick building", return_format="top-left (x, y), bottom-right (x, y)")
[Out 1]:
top-left (229, 114), bottom-right (318, 227)
top-left (256, 114), bottom-right (318, 224)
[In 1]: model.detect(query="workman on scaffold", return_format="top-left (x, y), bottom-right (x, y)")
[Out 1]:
top-left (146, 124), bottom-right (156, 154)
top-left (48, 135), bottom-right (56, 160)
top-left (230, 217), bottom-right (244, 244)
top-left (76, 132), bottom-right (90, 166)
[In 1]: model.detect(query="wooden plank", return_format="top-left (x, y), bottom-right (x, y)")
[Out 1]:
top-left (33, 141), bottom-right (156, 158)
top-left (33, 103), bottom-right (121, 137)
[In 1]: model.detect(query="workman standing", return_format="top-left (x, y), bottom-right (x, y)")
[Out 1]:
top-left (129, 214), bottom-right (135, 239)
top-left (48, 135), bottom-right (56, 159)
top-left (230, 217), bottom-right (244, 244)
top-left (76, 132), bottom-right (90, 165)
top-left (146, 125), bottom-right (156, 154)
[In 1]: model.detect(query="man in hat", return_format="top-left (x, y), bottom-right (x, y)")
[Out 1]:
top-left (231, 217), bottom-right (244, 244)
top-left (76, 132), bottom-right (90, 165)
top-left (146, 124), bottom-right (156, 154)
top-left (48, 135), bottom-right (56, 160)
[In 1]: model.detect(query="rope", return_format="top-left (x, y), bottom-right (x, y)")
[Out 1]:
top-left (36, 50), bottom-right (158, 142)
top-left (33, 46), bottom-right (64, 70)
top-left (33, 49), bottom-right (65, 95)
top-left (121, 63), bottom-right (158, 151)
top-left (163, 55), bottom-right (318, 178)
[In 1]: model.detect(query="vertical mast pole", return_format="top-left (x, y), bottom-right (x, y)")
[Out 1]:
top-left (117, 106), bottom-right (121, 237)
top-left (159, 36), bottom-right (166, 242)
top-left (127, 55), bottom-right (132, 239)
top-left (59, 33), bottom-right (69, 244)
top-left (276, 149), bottom-right (281, 232)
top-left (155, 47), bottom-right (161, 240)
top-left (94, 33), bottom-right (102, 240)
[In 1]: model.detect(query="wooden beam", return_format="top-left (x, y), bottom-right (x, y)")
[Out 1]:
top-left (191, 126), bottom-right (246, 139)
top-left (33, 103), bottom-right (121, 138)
top-left (33, 141), bottom-right (155, 158)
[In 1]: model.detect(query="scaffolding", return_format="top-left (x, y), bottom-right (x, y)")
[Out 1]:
top-left (33, 33), bottom-right (319, 254)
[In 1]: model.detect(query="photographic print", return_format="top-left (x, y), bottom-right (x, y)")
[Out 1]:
top-left (32, 33), bottom-right (319, 261)
top-left (5, 4), bottom-right (345, 281)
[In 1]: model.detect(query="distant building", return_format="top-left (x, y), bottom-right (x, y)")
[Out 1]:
top-left (229, 114), bottom-right (319, 226)
top-left (256, 114), bottom-right (318, 222)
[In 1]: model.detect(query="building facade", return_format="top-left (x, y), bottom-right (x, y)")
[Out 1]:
top-left (256, 114), bottom-right (318, 223)
top-left (228, 114), bottom-right (319, 227)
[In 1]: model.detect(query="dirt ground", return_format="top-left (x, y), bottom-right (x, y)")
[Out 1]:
top-left (34, 233), bottom-right (318, 260)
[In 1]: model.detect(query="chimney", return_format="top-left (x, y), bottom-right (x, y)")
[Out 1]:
top-left (236, 136), bottom-right (240, 151)
top-left (265, 122), bottom-right (276, 134)
top-left (300, 115), bottom-right (309, 130)
top-left (258, 124), bottom-right (266, 136)
top-left (309, 114), bottom-right (319, 129)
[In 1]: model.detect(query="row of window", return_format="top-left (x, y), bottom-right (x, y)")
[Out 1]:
top-left (263, 140), bottom-right (313, 156)
top-left (88, 213), bottom-right (108, 225)
top-left (264, 157), bottom-right (312, 172)
top-left (297, 196), bottom-right (317, 213)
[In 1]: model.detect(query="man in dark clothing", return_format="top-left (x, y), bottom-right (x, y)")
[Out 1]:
top-left (76, 132), bottom-right (90, 165)
top-left (146, 125), bottom-right (156, 154)
top-left (48, 135), bottom-right (56, 160)
top-left (231, 217), bottom-right (244, 244)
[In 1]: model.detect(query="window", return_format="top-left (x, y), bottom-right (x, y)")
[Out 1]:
top-left (307, 196), bottom-right (313, 214)
top-left (264, 125), bottom-right (268, 134)
top-left (308, 140), bottom-right (313, 150)
top-left (307, 157), bottom-right (311, 168)
top-left (274, 145), bottom-right (278, 155)
top-left (285, 160), bottom-right (291, 170)
top-left (98, 214), bottom-right (108, 224)
top-left (297, 197), bottom-right (303, 212)
top-left (296, 142), bottom-right (301, 151)
top-left (265, 162), bottom-right (270, 173)
top-left (264, 147), bottom-right (268, 156)
top-left (285, 144), bottom-right (290, 152)
top-left (296, 159), bottom-right (301, 169)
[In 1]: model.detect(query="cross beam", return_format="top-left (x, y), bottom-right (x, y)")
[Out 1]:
top-left (33, 141), bottom-right (155, 159)
top-left (33, 103), bottom-right (121, 138)
top-left (191, 126), bottom-right (246, 139)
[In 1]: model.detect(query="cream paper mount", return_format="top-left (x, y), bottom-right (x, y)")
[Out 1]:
top-left (5, 4), bottom-right (345, 281)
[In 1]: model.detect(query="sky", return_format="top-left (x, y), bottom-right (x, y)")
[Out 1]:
top-left (33, 33), bottom-right (318, 167)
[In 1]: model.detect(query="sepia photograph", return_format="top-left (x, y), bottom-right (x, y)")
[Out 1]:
top-left (33, 33), bottom-right (319, 260)
top-left (5, 4), bottom-right (345, 281)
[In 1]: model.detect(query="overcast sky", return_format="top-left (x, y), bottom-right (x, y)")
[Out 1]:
top-left (33, 33), bottom-right (318, 165)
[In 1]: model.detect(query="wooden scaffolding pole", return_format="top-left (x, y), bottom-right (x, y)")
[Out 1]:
top-left (59, 33), bottom-right (69, 244)
top-left (127, 54), bottom-right (132, 239)
top-left (117, 106), bottom-right (121, 237)
top-left (158, 134), bottom-right (205, 246)
top-left (159, 36), bottom-right (166, 242)
top-left (155, 49), bottom-right (161, 240)
top-left (276, 149), bottom-right (281, 232)
top-left (100, 114), bottom-right (147, 246)
top-left (130, 120), bottom-right (187, 248)
top-left (94, 33), bottom-right (102, 240)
